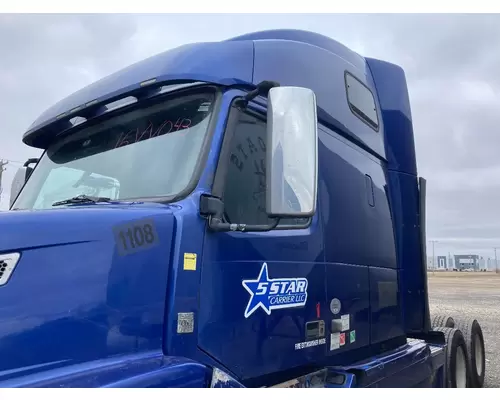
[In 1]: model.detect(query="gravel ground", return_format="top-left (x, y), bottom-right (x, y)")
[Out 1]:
top-left (428, 272), bottom-right (500, 388)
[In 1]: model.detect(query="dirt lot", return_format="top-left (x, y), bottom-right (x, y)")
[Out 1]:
top-left (428, 272), bottom-right (500, 388)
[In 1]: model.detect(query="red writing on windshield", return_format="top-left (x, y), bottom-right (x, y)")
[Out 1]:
top-left (115, 117), bottom-right (192, 148)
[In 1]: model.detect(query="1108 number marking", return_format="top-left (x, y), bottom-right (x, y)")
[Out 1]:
top-left (114, 219), bottom-right (159, 255)
top-left (119, 224), bottom-right (155, 250)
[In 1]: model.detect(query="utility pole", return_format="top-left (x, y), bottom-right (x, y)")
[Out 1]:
top-left (429, 240), bottom-right (438, 272)
top-left (494, 247), bottom-right (498, 274)
top-left (0, 160), bottom-right (8, 202)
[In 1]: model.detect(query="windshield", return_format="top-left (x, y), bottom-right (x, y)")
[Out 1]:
top-left (13, 90), bottom-right (216, 210)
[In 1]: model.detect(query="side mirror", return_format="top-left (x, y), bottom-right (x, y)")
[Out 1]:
top-left (10, 167), bottom-right (30, 208)
top-left (9, 159), bottom-right (37, 208)
top-left (266, 86), bottom-right (318, 218)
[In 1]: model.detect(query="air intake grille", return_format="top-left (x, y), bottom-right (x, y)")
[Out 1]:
top-left (0, 253), bottom-right (20, 286)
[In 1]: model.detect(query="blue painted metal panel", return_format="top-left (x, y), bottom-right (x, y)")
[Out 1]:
top-left (324, 264), bottom-right (370, 352)
top-left (366, 57), bottom-right (425, 334)
top-left (0, 206), bottom-right (174, 374)
top-left (23, 40), bottom-right (254, 145)
top-left (23, 29), bottom-right (387, 163)
top-left (369, 267), bottom-right (404, 344)
top-left (252, 38), bottom-right (386, 159)
top-left (161, 90), bottom-right (239, 363)
top-left (162, 195), bottom-right (206, 359)
top-left (350, 339), bottom-right (435, 388)
top-left (366, 58), bottom-right (417, 176)
top-left (0, 342), bottom-right (444, 388)
top-left (188, 90), bottom-right (326, 380)
top-left (195, 90), bottom-right (327, 381)
top-left (198, 212), bottom-right (325, 381)
top-left (0, 352), bottom-right (209, 388)
top-left (227, 29), bottom-right (366, 71)
top-left (318, 126), bottom-right (396, 269)
top-left (429, 344), bottom-right (446, 388)
top-left (387, 171), bottom-right (426, 333)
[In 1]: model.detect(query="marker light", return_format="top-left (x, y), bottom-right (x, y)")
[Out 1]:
top-left (140, 78), bottom-right (157, 87)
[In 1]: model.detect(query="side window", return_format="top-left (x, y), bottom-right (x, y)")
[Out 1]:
top-left (345, 72), bottom-right (379, 131)
top-left (222, 110), bottom-right (308, 227)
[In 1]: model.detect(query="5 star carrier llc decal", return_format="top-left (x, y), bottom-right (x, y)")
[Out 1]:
top-left (242, 262), bottom-right (308, 318)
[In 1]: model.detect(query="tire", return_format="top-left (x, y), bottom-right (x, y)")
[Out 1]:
top-left (434, 327), bottom-right (470, 388)
top-left (452, 318), bottom-right (486, 388)
top-left (432, 314), bottom-right (455, 329)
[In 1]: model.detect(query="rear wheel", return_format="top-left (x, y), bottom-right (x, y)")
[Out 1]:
top-left (432, 314), bottom-right (455, 329)
top-left (434, 327), bottom-right (470, 388)
top-left (453, 318), bottom-right (486, 388)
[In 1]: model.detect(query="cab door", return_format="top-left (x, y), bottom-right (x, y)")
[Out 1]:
top-left (198, 103), bottom-right (326, 382)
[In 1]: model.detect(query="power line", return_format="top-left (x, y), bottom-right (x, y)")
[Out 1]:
top-left (0, 158), bottom-right (23, 165)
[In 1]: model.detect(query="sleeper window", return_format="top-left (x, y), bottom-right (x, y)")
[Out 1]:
top-left (345, 73), bottom-right (379, 131)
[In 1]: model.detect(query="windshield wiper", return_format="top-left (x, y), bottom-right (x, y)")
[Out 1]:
top-left (52, 194), bottom-right (112, 207)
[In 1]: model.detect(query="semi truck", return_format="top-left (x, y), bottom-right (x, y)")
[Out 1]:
top-left (2, 29), bottom-right (485, 388)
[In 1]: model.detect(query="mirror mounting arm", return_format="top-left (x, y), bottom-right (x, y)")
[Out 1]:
top-left (236, 80), bottom-right (281, 108)
top-left (199, 194), bottom-right (280, 233)
top-left (23, 158), bottom-right (39, 167)
top-left (209, 217), bottom-right (280, 233)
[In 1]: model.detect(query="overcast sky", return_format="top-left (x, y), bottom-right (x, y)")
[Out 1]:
top-left (1, 13), bottom-right (499, 259)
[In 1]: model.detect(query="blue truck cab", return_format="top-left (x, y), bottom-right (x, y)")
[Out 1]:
top-left (1, 29), bottom-right (462, 388)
